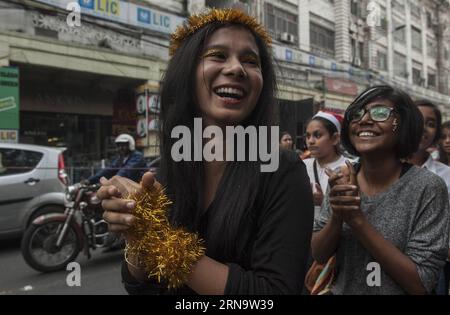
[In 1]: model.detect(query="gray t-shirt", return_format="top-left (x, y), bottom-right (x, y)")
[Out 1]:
top-left (313, 165), bottom-right (450, 295)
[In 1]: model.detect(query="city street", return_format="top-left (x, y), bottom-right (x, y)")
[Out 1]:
top-left (0, 238), bottom-right (127, 295)
top-left (0, 0), bottom-right (450, 298)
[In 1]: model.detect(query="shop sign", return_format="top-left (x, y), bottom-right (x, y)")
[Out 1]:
top-left (135, 92), bottom-right (160, 138)
top-left (0, 67), bottom-right (19, 143)
top-left (324, 77), bottom-right (358, 96)
top-left (35, 0), bottom-right (185, 35)
top-left (273, 44), bottom-right (369, 79)
top-left (0, 129), bottom-right (18, 143)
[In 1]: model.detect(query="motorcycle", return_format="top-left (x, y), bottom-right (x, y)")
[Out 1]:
top-left (21, 182), bottom-right (123, 272)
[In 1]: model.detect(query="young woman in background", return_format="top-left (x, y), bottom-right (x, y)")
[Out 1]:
top-left (303, 111), bottom-right (348, 218)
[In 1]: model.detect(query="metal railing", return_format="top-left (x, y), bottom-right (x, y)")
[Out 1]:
top-left (0, 166), bottom-right (151, 184)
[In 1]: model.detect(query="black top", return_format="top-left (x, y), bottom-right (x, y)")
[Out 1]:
top-left (121, 150), bottom-right (314, 295)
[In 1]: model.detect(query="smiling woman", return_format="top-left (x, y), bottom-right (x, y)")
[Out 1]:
top-left (195, 26), bottom-right (262, 127)
top-left (97, 8), bottom-right (314, 295)
top-left (312, 85), bottom-right (450, 295)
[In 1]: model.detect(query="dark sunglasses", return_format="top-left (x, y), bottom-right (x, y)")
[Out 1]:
top-left (349, 105), bottom-right (396, 122)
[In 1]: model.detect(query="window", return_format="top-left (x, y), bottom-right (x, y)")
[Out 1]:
top-left (359, 42), bottom-right (365, 64)
top-left (411, 27), bottom-right (422, 52)
top-left (377, 51), bottom-right (387, 71)
top-left (427, 39), bottom-right (437, 58)
top-left (393, 20), bottom-right (406, 43)
top-left (410, 2), bottom-right (421, 19)
top-left (0, 149), bottom-right (43, 176)
top-left (351, 38), bottom-right (356, 60)
top-left (351, 0), bottom-right (363, 18)
top-left (265, 3), bottom-right (298, 44)
top-left (379, 7), bottom-right (388, 35)
top-left (392, 0), bottom-right (405, 12)
top-left (310, 22), bottom-right (335, 58)
top-left (413, 68), bottom-right (423, 85)
top-left (426, 11), bottom-right (434, 29)
top-left (428, 72), bottom-right (437, 88)
top-left (394, 52), bottom-right (407, 78)
top-left (351, 38), bottom-right (364, 65)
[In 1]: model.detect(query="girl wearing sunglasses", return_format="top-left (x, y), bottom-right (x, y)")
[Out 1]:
top-left (303, 111), bottom-right (349, 218)
top-left (311, 85), bottom-right (450, 294)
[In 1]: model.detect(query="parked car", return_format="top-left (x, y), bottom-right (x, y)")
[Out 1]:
top-left (0, 143), bottom-right (69, 239)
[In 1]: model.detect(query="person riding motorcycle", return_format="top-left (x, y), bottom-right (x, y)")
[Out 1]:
top-left (85, 134), bottom-right (147, 185)
top-left (83, 134), bottom-right (147, 250)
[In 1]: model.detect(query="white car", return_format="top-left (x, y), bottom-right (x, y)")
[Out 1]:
top-left (0, 143), bottom-right (69, 239)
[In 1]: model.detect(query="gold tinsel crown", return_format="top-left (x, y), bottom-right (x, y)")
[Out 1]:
top-left (169, 8), bottom-right (272, 56)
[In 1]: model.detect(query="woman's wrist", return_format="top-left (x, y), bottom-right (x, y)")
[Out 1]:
top-left (126, 255), bottom-right (148, 281)
top-left (345, 213), bottom-right (366, 230)
top-left (124, 245), bottom-right (148, 281)
top-left (330, 212), bottom-right (344, 226)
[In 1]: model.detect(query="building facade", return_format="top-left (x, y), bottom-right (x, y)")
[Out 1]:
top-left (190, 0), bottom-right (450, 146)
top-left (0, 0), bottom-right (186, 180)
top-left (1, 0), bottom-right (449, 173)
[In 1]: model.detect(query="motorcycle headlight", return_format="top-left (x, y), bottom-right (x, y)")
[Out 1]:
top-left (65, 183), bottom-right (81, 201)
top-left (67, 184), bottom-right (77, 195)
top-left (90, 195), bottom-right (101, 205)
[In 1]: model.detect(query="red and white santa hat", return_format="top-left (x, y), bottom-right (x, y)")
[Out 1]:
top-left (313, 111), bottom-right (344, 133)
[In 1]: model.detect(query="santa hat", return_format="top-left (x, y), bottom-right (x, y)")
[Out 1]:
top-left (313, 111), bottom-right (343, 133)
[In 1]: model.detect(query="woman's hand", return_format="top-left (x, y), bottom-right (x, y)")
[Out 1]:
top-left (96, 172), bottom-right (161, 238)
top-left (312, 183), bottom-right (324, 206)
top-left (325, 166), bottom-right (346, 220)
top-left (97, 172), bottom-right (162, 279)
top-left (326, 161), bottom-right (363, 225)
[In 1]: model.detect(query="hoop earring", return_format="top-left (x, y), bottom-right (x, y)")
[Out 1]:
top-left (392, 119), bottom-right (398, 132)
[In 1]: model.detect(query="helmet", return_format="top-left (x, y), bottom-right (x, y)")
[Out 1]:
top-left (115, 134), bottom-right (135, 151)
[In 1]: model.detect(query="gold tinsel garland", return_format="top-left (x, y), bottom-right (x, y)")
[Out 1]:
top-left (124, 186), bottom-right (205, 289)
top-left (169, 8), bottom-right (272, 56)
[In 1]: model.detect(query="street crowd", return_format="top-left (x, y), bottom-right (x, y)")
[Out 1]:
top-left (88, 8), bottom-right (450, 295)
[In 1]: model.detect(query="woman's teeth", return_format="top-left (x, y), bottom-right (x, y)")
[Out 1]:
top-left (358, 131), bottom-right (377, 137)
top-left (215, 87), bottom-right (244, 99)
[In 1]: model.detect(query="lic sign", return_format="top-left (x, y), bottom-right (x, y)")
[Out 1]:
top-left (137, 7), bottom-right (171, 30)
top-left (78, 0), bottom-right (120, 16)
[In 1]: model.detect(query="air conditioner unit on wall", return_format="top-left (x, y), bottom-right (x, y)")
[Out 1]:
top-left (280, 32), bottom-right (295, 44)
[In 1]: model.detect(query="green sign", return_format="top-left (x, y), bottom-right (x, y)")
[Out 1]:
top-left (0, 67), bottom-right (19, 131)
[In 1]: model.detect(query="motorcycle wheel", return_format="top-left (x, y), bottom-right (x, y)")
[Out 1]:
top-left (21, 220), bottom-right (81, 272)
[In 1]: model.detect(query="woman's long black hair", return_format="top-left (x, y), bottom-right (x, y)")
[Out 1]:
top-left (159, 22), bottom-right (277, 259)
top-left (439, 121), bottom-right (450, 165)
